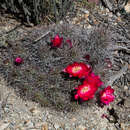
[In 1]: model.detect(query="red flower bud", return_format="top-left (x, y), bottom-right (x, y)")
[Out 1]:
top-left (14, 57), bottom-right (23, 65)
top-left (100, 86), bottom-right (115, 105)
top-left (104, 58), bottom-right (112, 68)
top-left (66, 39), bottom-right (72, 48)
top-left (63, 62), bottom-right (91, 79)
top-left (51, 35), bottom-right (63, 48)
top-left (84, 54), bottom-right (90, 61)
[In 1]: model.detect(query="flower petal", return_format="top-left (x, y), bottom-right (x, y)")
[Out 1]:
top-left (100, 86), bottom-right (115, 105)
top-left (51, 35), bottom-right (63, 48)
top-left (64, 62), bottom-right (91, 79)
top-left (14, 57), bottom-right (23, 65)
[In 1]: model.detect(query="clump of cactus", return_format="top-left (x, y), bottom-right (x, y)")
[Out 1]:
top-left (0, 0), bottom-right (73, 24)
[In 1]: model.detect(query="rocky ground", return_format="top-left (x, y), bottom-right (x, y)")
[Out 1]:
top-left (0, 2), bottom-right (130, 130)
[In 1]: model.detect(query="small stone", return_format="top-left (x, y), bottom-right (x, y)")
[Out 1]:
top-left (24, 120), bottom-right (34, 128)
top-left (87, 25), bottom-right (92, 29)
top-left (41, 122), bottom-right (48, 130)
top-left (59, 21), bottom-right (63, 24)
top-left (64, 124), bottom-right (71, 129)
top-left (47, 114), bottom-right (52, 119)
top-left (42, 115), bottom-right (47, 121)
top-left (71, 117), bottom-right (77, 122)
top-left (125, 3), bottom-right (130, 13)
top-left (15, 127), bottom-right (25, 130)
top-left (30, 108), bottom-right (35, 113)
top-left (0, 123), bottom-right (10, 130)
top-left (109, 116), bottom-right (116, 123)
top-left (120, 123), bottom-right (126, 130)
top-left (106, 8), bottom-right (109, 13)
top-left (84, 13), bottom-right (89, 19)
top-left (54, 123), bottom-right (60, 129)
top-left (29, 107), bottom-right (40, 115)
top-left (117, 17), bottom-right (122, 22)
top-left (116, 12), bottom-right (121, 17)
top-left (124, 86), bottom-right (128, 90)
top-left (114, 23), bottom-right (117, 25)
top-left (124, 99), bottom-right (130, 108)
top-left (76, 125), bottom-right (87, 130)
top-left (108, 12), bottom-right (113, 17)
top-left (35, 122), bottom-right (43, 128)
top-left (3, 59), bottom-right (10, 65)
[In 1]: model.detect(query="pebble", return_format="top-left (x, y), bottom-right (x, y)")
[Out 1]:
top-left (120, 123), bottom-right (126, 130)
top-left (47, 114), bottom-right (52, 119)
top-left (108, 12), bottom-right (113, 17)
top-left (71, 117), bottom-right (77, 122)
top-left (59, 21), bottom-right (63, 25)
top-left (41, 122), bottom-right (48, 130)
top-left (54, 123), bottom-right (60, 129)
top-left (109, 116), bottom-right (116, 123)
top-left (76, 125), bottom-right (87, 130)
top-left (125, 3), bottom-right (130, 13)
top-left (124, 86), bottom-right (128, 90)
top-left (29, 107), bottom-right (40, 115)
top-left (105, 8), bottom-right (109, 13)
top-left (42, 115), bottom-right (47, 121)
top-left (24, 120), bottom-right (34, 128)
top-left (124, 99), bottom-right (130, 108)
top-left (0, 123), bottom-right (10, 130)
top-left (35, 122), bottom-right (43, 128)
top-left (87, 25), bottom-right (92, 29)
top-left (64, 124), bottom-right (71, 130)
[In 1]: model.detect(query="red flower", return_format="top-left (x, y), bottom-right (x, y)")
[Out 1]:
top-left (14, 57), bottom-right (23, 65)
top-left (74, 83), bottom-right (98, 101)
top-left (63, 62), bottom-right (91, 79)
top-left (84, 54), bottom-right (90, 61)
top-left (83, 72), bottom-right (103, 88)
top-left (100, 86), bottom-right (115, 105)
top-left (51, 35), bottom-right (63, 48)
top-left (66, 39), bottom-right (72, 48)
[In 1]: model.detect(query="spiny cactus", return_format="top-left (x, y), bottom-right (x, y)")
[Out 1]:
top-left (0, 0), bottom-right (73, 24)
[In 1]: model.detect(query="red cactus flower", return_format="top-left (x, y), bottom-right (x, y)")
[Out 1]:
top-left (83, 72), bottom-right (103, 88)
top-left (74, 83), bottom-right (98, 101)
top-left (66, 39), bottom-right (72, 48)
top-left (14, 57), bottom-right (23, 65)
top-left (51, 34), bottom-right (63, 48)
top-left (100, 86), bottom-right (115, 105)
top-left (84, 54), bottom-right (90, 61)
top-left (63, 62), bottom-right (91, 79)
